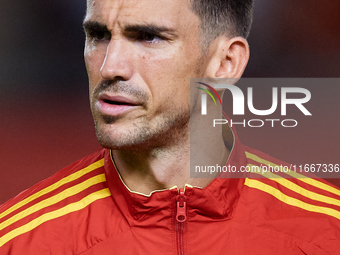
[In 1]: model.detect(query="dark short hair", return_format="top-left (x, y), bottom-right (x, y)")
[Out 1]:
top-left (191, 0), bottom-right (254, 44)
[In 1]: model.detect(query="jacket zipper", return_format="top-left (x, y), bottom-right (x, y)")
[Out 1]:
top-left (176, 188), bottom-right (187, 255)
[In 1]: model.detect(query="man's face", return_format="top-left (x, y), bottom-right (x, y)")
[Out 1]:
top-left (84, 0), bottom-right (204, 150)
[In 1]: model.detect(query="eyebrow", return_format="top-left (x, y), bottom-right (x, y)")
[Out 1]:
top-left (83, 20), bottom-right (178, 36)
top-left (83, 21), bottom-right (108, 32)
top-left (124, 24), bottom-right (178, 36)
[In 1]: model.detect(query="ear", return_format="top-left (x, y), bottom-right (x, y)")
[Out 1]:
top-left (204, 36), bottom-right (250, 80)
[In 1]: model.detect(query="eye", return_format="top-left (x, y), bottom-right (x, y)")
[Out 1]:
top-left (143, 33), bottom-right (156, 42)
top-left (137, 32), bottom-right (164, 44)
top-left (86, 29), bottom-right (111, 41)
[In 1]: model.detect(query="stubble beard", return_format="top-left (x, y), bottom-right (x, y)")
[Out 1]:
top-left (93, 105), bottom-right (191, 151)
top-left (91, 54), bottom-right (206, 152)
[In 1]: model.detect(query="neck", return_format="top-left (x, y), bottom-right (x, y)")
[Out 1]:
top-left (111, 106), bottom-right (230, 195)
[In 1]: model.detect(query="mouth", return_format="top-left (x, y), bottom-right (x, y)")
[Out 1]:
top-left (102, 99), bottom-right (135, 106)
top-left (96, 94), bottom-right (141, 116)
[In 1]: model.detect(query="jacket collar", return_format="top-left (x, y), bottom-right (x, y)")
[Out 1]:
top-left (103, 114), bottom-right (247, 223)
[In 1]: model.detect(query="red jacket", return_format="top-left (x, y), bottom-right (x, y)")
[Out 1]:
top-left (1, 129), bottom-right (340, 254)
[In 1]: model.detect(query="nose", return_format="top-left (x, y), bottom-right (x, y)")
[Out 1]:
top-left (100, 39), bottom-right (133, 81)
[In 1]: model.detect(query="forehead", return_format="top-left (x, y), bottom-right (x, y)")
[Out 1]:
top-left (85, 0), bottom-right (198, 31)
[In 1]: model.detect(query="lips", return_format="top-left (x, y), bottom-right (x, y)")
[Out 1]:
top-left (96, 94), bottom-right (141, 116)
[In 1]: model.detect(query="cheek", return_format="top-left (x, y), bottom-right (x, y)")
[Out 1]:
top-left (84, 46), bottom-right (106, 88)
top-left (137, 49), bottom-right (199, 108)
top-left (139, 49), bottom-right (198, 86)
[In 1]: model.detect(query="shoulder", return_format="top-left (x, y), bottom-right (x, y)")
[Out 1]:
top-left (237, 146), bottom-right (340, 253)
top-left (242, 145), bottom-right (340, 213)
top-left (0, 148), bottom-right (112, 254)
top-left (0, 148), bottom-right (108, 212)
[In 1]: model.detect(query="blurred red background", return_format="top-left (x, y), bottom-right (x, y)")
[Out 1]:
top-left (0, 0), bottom-right (339, 204)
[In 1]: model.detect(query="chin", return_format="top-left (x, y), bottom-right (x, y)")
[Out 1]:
top-left (96, 127), bottom-right (179, 151)
top-left (94, 111), bottom-right (190, 150)
top-left (95, 127), bottom-right (152, 151)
